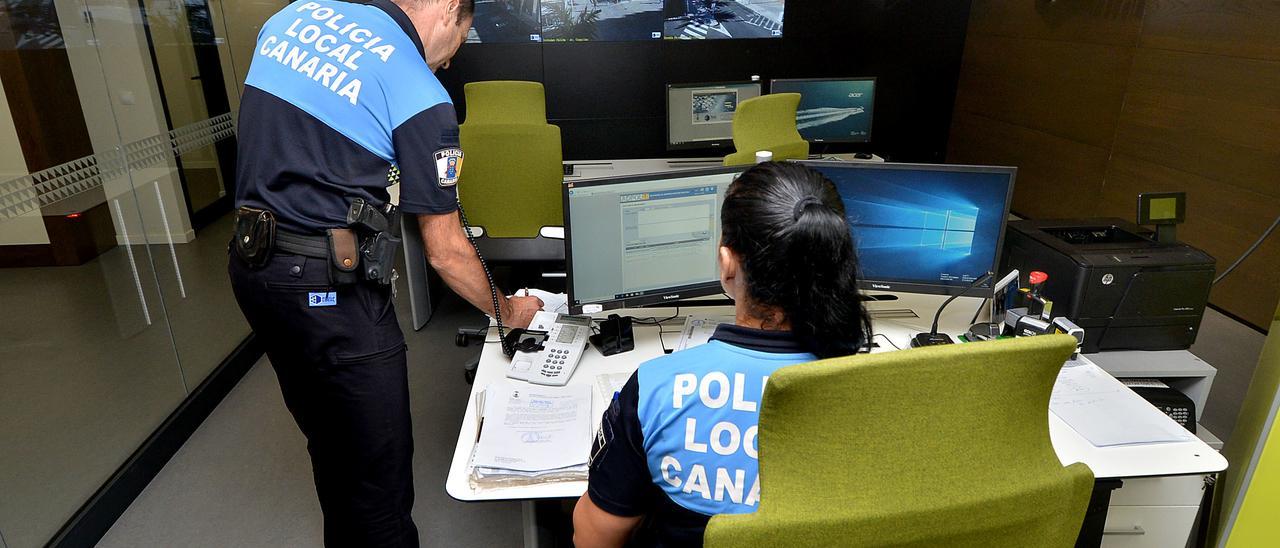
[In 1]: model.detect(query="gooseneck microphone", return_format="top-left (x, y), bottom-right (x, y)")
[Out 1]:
top-left (912, 272), bottom-right (994, 348)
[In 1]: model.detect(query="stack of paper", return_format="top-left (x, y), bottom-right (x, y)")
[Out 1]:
top-left (1050, 361), bottom-right (1193, 447)
top-left (469, 381), bottom-right (592, 488)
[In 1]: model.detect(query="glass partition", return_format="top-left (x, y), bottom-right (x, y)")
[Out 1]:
top-left (0, 0), bottom-right (270, 543)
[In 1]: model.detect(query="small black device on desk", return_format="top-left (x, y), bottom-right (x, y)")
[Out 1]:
top-left (1002, 218), bottom-right (1214, 353)
top-left (1120, 379), bottom-right (1196, 433)
top-left (590, 314), bottom-right (635, 356)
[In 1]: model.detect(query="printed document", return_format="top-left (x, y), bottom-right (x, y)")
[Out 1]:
top-left (1050, 361), bottom-right (1192, 447)
top-left (472, 381), bottom-right (592, 473)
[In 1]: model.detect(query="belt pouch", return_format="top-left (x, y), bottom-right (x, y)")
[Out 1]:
top-left (233, 207), bottom-right (275, 268)
top-left (327, 228), bottom-right (360, 285)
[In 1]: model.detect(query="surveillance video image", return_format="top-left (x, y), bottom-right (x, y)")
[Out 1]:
top-left (664, 0), bottom-right (785, 40)
top-left (541, 0), bottom-right (664, 42)
top-left (691, 90), bottom-right (738, 124)
top-left (467, 0), bottom-right (543, 43)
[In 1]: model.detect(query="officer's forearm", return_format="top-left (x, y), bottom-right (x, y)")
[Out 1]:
top-left (418, 212), bottom-right (513, 321)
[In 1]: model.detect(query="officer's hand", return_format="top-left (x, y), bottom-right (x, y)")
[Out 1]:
top-left (506, 296), bottom-right (544, 329)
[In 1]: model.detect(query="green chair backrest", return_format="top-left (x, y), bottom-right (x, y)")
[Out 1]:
top-left (458, 123), bottom-right (562, 239)
top-left (705, 335), bottom-right (1095, 548)
top-left (457, 80), bottom-right (562, 239)
top-left (463, 81), bottom-right (547, 125)
top-left (723, 93), bottom-right (810, 166)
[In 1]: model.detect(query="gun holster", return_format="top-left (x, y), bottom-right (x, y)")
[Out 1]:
top-left (233, 207), bottom-right (276, 268)
top-left (347, 199), bottom-right (402, 285)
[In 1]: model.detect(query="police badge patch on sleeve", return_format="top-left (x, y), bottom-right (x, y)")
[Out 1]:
top-left (433, 148), bottom-right (464, 188)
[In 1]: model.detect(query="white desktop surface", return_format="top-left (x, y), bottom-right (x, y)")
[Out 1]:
top-left (445, 302), bottom-right (1227, 502)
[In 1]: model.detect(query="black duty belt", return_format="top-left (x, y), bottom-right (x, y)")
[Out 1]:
top-left (233, 202), bottom-right (399, 286)
top-left (274, 230), bottom-right (329, 259)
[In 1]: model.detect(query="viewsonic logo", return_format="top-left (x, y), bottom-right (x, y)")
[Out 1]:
top-left (663, 294), bottom-right (681, 300)
top-left (871, 284), bottom-right (892, 290)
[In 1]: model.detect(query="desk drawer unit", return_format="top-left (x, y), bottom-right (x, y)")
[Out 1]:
top-left (1101, 506), bottom-right (1199, 548)
top-left (1108, 475), bottom-right (1205, 506)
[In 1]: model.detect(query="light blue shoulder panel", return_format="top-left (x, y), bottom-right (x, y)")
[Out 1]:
top-left (243, 0), bottom-right (450, 162)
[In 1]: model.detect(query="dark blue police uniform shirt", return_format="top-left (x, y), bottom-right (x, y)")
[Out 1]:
top-left (236, 0), bottom-right (460, 234)
top-left (588, 325), bottom-right (816, 547)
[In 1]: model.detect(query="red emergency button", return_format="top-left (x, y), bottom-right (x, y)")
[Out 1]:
top-left (1029, 271), bottom-right (1049, 285)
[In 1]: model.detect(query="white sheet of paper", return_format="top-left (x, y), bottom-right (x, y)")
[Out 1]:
top-left (472, 381), bottom-right (592, 472)
top-left (595, 372), bottom-right (631, 403)
top-left (676, 315), bottom-right (735, 351)
top-left (1050, 362), bottom-right (1192, 447)
top-left (516, 288), bottom-right (568, 314)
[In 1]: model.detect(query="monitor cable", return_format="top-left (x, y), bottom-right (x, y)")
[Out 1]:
top-left (912, 272), bottom-right (993, 347)
top-left (1213, 212), bottom-right (1280, 286)
top-left (873, 333), bottom-right (901, 351)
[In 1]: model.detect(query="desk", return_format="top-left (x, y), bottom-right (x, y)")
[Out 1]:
top-left (446, 304), bottom-right (1227, 546)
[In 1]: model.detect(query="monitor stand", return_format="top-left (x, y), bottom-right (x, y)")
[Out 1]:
top-left (864, 292), bottom-right (990, 334)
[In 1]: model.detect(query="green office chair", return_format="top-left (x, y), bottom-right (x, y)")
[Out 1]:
top-left (704, 335), bottom-right (1095, 547)
top-left (458, 80), bottom-right (563, 242)
top-left (722, 93), bottom-right (810, 166)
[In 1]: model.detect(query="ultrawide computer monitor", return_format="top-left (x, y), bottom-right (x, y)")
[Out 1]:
top-left (564, 168), bottom-right (743, 313)
top-left (770, 77), bottom-right (876, 144)
top-left (667, 81), bottom-right (762, 150)
top-left (803, 161), bottom-right (1016, 296)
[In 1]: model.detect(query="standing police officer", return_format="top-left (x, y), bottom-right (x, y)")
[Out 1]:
top-left (228, 0), bottom-right (542, 545)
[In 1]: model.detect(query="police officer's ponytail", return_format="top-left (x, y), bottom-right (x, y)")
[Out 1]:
top-left (721, 162), bottom-right (872, 358)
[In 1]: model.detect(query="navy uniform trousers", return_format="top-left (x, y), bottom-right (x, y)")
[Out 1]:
top-left (229, 250), bottom-right (418, 547)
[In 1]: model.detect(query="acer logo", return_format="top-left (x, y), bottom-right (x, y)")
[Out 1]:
top-left (871, 284), bottom-right (892, 290)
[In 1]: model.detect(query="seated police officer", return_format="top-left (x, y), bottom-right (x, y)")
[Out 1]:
top-left (572, 162), bottom-right (874, 547)
top-left (228, 0), bottom-right (541, 546)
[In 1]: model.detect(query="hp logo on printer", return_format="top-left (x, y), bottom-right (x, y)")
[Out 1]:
top-left (1101, 274), bottom-right (1115, 285)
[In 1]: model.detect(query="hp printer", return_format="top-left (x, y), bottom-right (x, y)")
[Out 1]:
top-left (1002, 218), bottom-right (1214, 353)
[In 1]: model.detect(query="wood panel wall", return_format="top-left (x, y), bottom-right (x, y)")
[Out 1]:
top-left (0, 6), bottom-right (95, 172)
top-left (949, 0), bottom-right (1280, 330)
